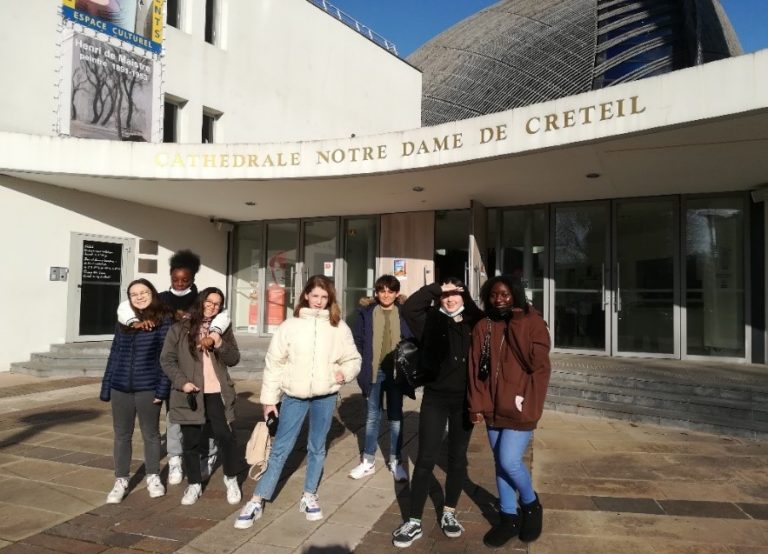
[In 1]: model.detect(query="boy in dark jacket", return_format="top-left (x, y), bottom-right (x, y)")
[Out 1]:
top-left (348, 275), bottom-right (414, 482)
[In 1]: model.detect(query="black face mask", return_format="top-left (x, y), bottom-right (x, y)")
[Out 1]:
top-left (487, 305), bottom-right (513, 321)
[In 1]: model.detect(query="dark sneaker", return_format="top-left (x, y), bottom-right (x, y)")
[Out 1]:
top-left (440, 510), bottom-right (465, 538)
top-left (392, 520), bottom-right (423, 548)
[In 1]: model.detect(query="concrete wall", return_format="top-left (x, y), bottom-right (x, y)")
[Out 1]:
top-left (163, 0), bottom-right (421, 143)
top-left (0, 177), bottom-right (229, 371)
top-left (0, 0), bottom-right (422, 143)
top-left (0, 1), bottom-right (60, 135)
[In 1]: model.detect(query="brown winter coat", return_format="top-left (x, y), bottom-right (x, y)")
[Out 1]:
top-left (160, 321), bottom-right (240, 425)
top-left (467, 309), bottom-right (551, 431)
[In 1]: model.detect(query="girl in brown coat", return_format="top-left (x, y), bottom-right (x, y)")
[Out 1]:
top-left (467, 276), bottom-right (551, 548)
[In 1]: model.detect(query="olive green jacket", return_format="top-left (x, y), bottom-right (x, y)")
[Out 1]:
top-left (160, 321), bottom-right (240, 425)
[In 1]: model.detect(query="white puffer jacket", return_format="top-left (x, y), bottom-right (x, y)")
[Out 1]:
top-left (261, 308), bottom-right (362, 405)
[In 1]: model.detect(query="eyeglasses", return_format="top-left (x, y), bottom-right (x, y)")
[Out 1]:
top-left (204, 300), bottom-right (222, 308)
top-left (129, 291), bottom-right (151, 299)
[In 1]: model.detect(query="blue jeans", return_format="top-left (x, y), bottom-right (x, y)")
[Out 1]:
top-left (487, 427), bottom-right (536, 513)
top-left (363, 369), bottom-right (403, 464)
top-left (254, 393), bottom-right (337, 500)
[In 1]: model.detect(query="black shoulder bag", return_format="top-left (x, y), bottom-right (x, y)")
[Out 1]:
top-left (394, 337), bottom-right (427, 388)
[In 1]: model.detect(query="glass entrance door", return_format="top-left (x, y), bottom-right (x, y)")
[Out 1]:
top-left (612, 198), bottom-right (679, 357)
top-left (552, 203), bottom-right (610, 354)
top-left (265, 221), bottom-right (298, 334)
top-left (300, 219), bottom-right (338, 286)
top-left (341, 217), bottom-right (378, 323)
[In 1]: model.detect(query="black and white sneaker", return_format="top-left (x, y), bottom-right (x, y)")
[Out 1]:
top-left (440, 510), bottom-right (465, 538)
top-left (392, 520), bottom-right (423, 548)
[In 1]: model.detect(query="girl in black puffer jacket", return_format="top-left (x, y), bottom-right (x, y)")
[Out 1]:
top-left (100, 278), bottom-right (172, 504)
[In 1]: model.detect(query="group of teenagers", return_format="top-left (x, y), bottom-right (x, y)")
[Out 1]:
top-left (100, 249), bottom-right (551, 550)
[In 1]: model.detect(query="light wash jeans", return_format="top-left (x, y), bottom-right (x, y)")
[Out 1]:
top-left (362, 369), bottom-right (403, 464)
top-left (486, 427), bottom-right (536, 514)
top-left (254, 393), bottom-right (337, 500)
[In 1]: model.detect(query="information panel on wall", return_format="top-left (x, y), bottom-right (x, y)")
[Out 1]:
top-left (62, 0), bottom-right (165, 54)
top-left (79, 240), bottom-right (123, 335)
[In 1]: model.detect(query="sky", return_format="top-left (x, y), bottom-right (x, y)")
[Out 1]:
top-left (328, 0), bottom-right (768, 58)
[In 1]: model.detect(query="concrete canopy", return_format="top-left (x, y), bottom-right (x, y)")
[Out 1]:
top-left (2, 51), bottom-right (767, 221)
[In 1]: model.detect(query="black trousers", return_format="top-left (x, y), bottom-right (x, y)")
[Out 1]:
top-left (409, 391), bottom-right (473, 519)
top-left (180, 393), bottom-right (238, 484)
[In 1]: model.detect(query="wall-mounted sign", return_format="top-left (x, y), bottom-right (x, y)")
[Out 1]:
top-left (82, 240), bottom-right (122, 283)
top-left (70, 33), bottom-right (154, 141)
top-left (62, 0), bottom-right (164, 54)
top-left (323, 261), bottom-right (334, 277)
top-left (394, 259), bottom-right (407, 280)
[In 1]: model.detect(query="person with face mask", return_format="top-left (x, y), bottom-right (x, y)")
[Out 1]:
top-left (468, 276), bottom-right (551, 549)
top-left (116, 250), bottom-right (229, 485)
top-left (391, 278), bottom-right (483, 548)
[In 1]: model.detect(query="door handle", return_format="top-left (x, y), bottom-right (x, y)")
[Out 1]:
top-left (615, 262), bottom-right (621, 313)
top-left (601, 263), bottom-right (605, 311)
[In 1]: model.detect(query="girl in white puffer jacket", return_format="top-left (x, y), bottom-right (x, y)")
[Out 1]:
top-left (234, 275), bottom-right (361, 530)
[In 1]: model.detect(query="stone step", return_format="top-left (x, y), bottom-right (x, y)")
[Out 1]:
top-left (551, 368), bottom-right (768, 403)
top-left (545, 393), bottom-right (768, 441)
top-left (547, 379), bottom-right (767, 423)
top-left (10, 360), bottom-right (265, 380)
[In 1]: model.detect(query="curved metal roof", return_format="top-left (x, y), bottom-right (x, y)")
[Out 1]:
top-left (409, 0), bottom-right (742, 126)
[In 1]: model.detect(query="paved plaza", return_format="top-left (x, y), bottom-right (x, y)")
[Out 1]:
top-left (0, 372), bottom-right (766, 553)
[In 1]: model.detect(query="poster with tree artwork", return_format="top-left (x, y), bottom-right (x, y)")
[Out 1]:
top-left (70, 33), bottom-right (154, 141)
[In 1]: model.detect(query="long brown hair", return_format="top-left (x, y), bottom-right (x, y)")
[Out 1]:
top-left (125, 279), bottom-right (169, 328)
top-left (294, 275), bottom-right (341, 327)
top-left (187, 287), bottom-right (225, 359)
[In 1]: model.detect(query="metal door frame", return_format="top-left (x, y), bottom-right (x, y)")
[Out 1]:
top-left (66, 232), bottom-right (134, 342)
top-left (549, 200), bottom-right (611, 356)
top-left (610, 196), bottom-right (680, 359)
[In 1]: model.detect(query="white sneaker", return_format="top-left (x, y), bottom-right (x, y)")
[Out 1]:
top-left (181, 483), bottom-right (202, 505)
top-left (146, 474), bottom-right (165, 498)
top-left (389, 461), bottom-right (408, 483)
top-left (106, 477), bottom-right (129, 504)
top-left (299, 493), bottom-right (323, 521)
top-left (234, 499), bottom-right (263, 529)
top-left (224, 475), bottom-right (241, 505)
top-left (168, 455), bottom-right (183, 486)
top-left (348, 459), bottom-right (375, 479)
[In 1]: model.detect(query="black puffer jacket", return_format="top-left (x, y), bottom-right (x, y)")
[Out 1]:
top-left (401, 283), bottom-right (483, 396)
top-left (100, 318), bottom-right (172, 402)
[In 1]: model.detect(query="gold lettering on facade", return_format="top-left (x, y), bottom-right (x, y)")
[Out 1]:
top-left (480, 124), bottom-right (507, 143)
top-left (544, 114), bottom-right (559, 132)
top-left (525, 95), bottom-right (646, 135)
top-left (600, 102), bottom-right (613, 121)
top-left (402, 133), bottom-right (463, 157)
top-left (316, 145), bottom-right (387, 165)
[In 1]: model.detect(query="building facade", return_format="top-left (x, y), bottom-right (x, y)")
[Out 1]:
top-left (1, 0), bottom-right (767, 371)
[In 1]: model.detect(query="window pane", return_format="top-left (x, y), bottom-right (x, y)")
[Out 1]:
top-left (685, 196), bottom-right (745, 357)
top-left (434, 210), bottom-right (470, 283)
top-left (163, 102), bottom-right (177, 143)
top-left (166, 0), bottom-right (179, 28)
top-left (500, 207), bottom-right (546, 312)
top-left (233, 223), bottom-right (263, 333)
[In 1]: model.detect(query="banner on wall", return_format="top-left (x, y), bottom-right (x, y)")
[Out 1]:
top-left (70, 33), bottom-right (154, 141)
top-left (62, 0), bottom-right (165, 54)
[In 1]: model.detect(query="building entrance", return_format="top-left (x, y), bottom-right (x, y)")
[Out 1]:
top-left (231, 216), bottom-right (378, 335)
top-left (498, 194), bottom-right (748, 361)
